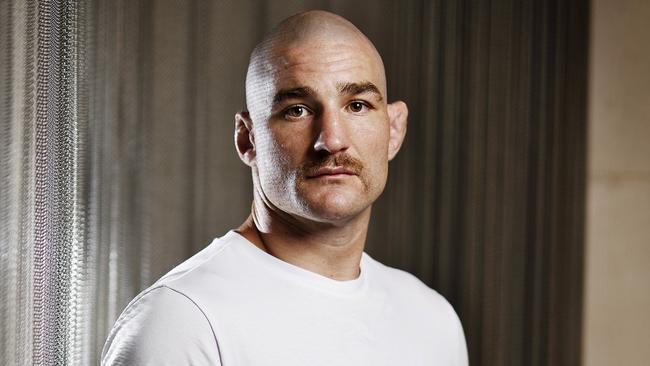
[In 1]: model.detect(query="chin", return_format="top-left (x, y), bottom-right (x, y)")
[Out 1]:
top-left (300, 192), bottom-right (370, 223)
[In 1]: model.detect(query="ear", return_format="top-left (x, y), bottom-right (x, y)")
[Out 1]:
top-left (386, 101), bottom-right (408, 161)
top-left (235, 111), bottom-right (256, 166)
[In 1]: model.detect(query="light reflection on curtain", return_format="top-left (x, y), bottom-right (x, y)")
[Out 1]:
top-left (1, 0), bottom-right (92, 364)
top-left (0, 0), bottom-right (588, 365)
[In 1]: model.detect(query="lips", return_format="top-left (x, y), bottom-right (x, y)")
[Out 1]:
top-left (306, 166), bottom-right (357, 178)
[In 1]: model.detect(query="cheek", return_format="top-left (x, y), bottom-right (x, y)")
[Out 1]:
top-left (358, 120), bottom-right (390, 161)
top-left (365, 156), bottom-right (389, 192)
top-left (356, 124), bottom-right (390, 190)
top-left (255, 125), bottom-right (309, 180)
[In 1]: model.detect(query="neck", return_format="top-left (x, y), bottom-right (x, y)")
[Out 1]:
top-left (235, 197), bottom-right (371, 281)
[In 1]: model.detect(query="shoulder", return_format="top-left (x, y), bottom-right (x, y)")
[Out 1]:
top-left (366, 255), bottom-right (469, 364)
top-left (152, 232), bottom-right (239, 286)
top-left (366, 255), bottom-right (451, 310)
top-left (101, 285), bottom-right (222, 366)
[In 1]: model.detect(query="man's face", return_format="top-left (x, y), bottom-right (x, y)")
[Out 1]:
top-left (243, 38), bottom-right (402, 224)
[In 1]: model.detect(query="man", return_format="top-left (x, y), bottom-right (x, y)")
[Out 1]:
top-left (102, 10), bottom-right (468, 366)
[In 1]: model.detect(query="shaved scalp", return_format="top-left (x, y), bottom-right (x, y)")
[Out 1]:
top-left (245, 10), bottom-right (387, 121)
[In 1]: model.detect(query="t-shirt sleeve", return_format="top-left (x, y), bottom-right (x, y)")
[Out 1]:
top-left (434, 291), bottom-right (469, 366)
top-left (452, 307), bottom-right (469, 366)
top-left (440, 296), bottom-right (469, 366)
top-left (101, 285), bottom-right (222, 366)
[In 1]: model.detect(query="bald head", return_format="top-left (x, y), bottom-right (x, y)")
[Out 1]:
top-left (245, 10), bottom-right (387, 120)
top-left (249, 10), bottom-right (381, 67)
top-left (234, 10), bottom-right (409, 223)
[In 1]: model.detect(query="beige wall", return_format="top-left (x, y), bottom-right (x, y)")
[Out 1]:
top-left (583, 0), bottom-right (650, 365)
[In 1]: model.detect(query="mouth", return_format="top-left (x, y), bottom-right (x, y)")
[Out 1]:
top-left (306, 166), bottom-right (357, 178)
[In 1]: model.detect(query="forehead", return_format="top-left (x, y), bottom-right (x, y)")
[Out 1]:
top-left (266, 41), bottom-right (385, 95)
top-left (245, 36), bottom-right (388, 119)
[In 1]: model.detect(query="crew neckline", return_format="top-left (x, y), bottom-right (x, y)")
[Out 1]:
top-left (225, 230), bottom-right (370, 296)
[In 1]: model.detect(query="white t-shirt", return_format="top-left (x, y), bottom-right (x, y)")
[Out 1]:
top-left (101, 230), bottom-right (468, 365)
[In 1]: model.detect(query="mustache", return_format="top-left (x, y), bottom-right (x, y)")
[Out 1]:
top-left (299, 153), bottom-right (364, 177)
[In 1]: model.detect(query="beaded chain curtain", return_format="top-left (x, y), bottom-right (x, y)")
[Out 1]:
top-left (0, 0), bottom-right (588, 365)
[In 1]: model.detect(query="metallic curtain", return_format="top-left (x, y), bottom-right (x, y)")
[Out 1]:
top-left (1, 0), bottom-right (92, 364)
top-left (0, 0), bottom-right (588, 365)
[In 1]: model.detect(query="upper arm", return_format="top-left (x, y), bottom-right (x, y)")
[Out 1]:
top-left (101, 285), bottom-right (222, 366)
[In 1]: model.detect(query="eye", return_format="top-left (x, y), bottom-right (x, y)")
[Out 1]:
top-left (284, 105), bottom-right (311, 119)
top-left (348, 101), bottom-right (369, 113)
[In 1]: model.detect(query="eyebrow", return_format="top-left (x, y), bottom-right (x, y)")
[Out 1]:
top-left (337, 81), bottom-right (383, 102)
top-left (272, 81), bottom-right (384, 108)
top-left (272, 87), bottom-right (317, 107)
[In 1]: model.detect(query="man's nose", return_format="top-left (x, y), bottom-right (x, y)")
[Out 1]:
top-left (313, 108), bottom-right (349, 154)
